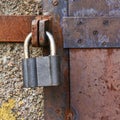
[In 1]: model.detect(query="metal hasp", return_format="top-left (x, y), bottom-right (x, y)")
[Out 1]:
top-left (63, 17), bottom-right (120, 48)
top-left (32, 15), bottom-right (52, 47)
top-left (0, 15), bottom-right (52, 44)
top-left (22, 32), bottom-right (60, 87)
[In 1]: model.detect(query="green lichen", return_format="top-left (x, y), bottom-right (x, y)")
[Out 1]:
top-left (0, 99), bottom-right (16, 120)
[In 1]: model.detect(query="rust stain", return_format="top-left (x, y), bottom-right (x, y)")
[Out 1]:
top-left (70, 49), bottom-right (120, 119)
top-left (65, 110), bottom-right (73, 120)
top-left (32, 15), bottom-right (52, 47)
top-left (107, 49), bottom-right (113, 56)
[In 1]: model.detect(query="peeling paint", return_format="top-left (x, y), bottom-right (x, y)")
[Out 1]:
top-left (105, 0), bottom-right (120, 16)
top-left (61, 7), bottom-right (67, 17)
top-left (105, 0), bottom-right (120, 9)
top-left (73, 8), bottom-right (99, 17)
top-left (70, 0), bottom-right (120, 17)
top-left (109, 9), bottom-right (120, 16)
top-left (97, 34), bottom-right (110, 45)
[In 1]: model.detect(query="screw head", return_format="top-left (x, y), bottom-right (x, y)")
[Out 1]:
top-left (103, 20), bottom-right (109, 26)
top-left (77, 39), bottom-right (83, 44)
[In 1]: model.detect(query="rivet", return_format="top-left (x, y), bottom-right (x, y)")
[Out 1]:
top-left (52, 0), bottom-right (59, 6)
top-left (93, 30), bottom-right (98, 36)
top-left (77, 39), bottom-right (83, 44)
top-left (77, 21), bottom-right (83, 25)
top-left (102, 42), bottom-right (106, 46)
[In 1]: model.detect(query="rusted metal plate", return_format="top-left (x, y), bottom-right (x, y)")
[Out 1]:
top-left (43, 0), bottom-right (70, 120)
top-left (0, 16), bottom-right (34, 42)
top-left (70, 49), bottom-right (120, 120)
top-left (63, 17), bottom-right (120, 48)
top-left (69, 0), bottom-right (120, 17)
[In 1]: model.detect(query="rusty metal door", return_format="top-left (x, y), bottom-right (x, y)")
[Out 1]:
top-left (42, 0), bottom-right (120, 119)
top-left (63, 1), bottom-right (120, 120)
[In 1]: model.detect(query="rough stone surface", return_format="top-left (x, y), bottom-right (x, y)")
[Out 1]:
top-left (0, 0), bottom-right (44, 120)
top-left (0, 0), bottom-right (42, 15)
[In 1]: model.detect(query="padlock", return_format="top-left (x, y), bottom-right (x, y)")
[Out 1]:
top-left (22, 32), bottom-right (60, 88)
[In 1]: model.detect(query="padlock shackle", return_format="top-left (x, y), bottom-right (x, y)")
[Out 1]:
top-left (24, 32), bottom-right (56, 58)
top-left (24, 32), bottom-right (32, 58)
top-left (46, 32), bottom-right (56, 56)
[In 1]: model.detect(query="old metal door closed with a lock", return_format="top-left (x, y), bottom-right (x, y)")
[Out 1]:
top-left (0, 0), bottom-right (120, 119)
top-left (22, 31), bottom-right (60, 87)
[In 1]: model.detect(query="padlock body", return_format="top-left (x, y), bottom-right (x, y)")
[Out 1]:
top-left (22, 58), bottom-right (37, 88)
top-left (22, 56), bottom-right (60, 88)
top-left (36, 56), bottom-right (60, 87)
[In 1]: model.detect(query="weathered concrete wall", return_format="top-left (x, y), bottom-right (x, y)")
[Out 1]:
top-left (0, 0), bottom-right (44, 119)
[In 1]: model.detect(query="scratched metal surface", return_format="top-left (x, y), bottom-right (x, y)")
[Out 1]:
top-left (70, 49), bottom-right (120, 120)
top-left (43, 0), bottom-right (68, 17)
top-left (69, 0), bottom-right (120, 17)
top-left (63, 0), bottom-right (120, 48)
top-left (63, 17), bottom-right (120, 48)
